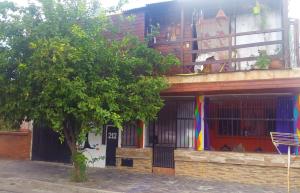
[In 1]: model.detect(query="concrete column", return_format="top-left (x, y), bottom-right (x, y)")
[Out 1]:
top-left (195, 96), bottom-right (205, 151)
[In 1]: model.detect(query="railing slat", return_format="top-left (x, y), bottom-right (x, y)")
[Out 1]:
top-left (150, 23), bottom-right (296, 75)
top-left (185, 40), bottom-right (283, 54)
top-left (154, 28), bottom-right (283, 45)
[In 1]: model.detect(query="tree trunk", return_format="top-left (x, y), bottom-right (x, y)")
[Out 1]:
top-left (63, 119), bottom-right (86, 182)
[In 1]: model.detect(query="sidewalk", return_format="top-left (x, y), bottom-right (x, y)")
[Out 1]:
top-left (0, 177), bottom-right (118, 193)
top-left (0, 160), bottom-right (295, 193)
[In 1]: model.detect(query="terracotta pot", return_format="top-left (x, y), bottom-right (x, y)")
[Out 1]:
top-left (269, 59), bottom-right (283, 69)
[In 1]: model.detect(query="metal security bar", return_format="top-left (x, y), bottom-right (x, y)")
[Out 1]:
top-left (176, 101), bottom-right (195, 148)
top-left (146, 99), bottom-right (195, 148)
top-left (121, 122), bottom-right (138, 147)
top-left (205, 95), bottom-right (294, 138)
top-left (153, 145), bottom-right (175, 168)
top-left (150, 99), bottom-right (195, 168)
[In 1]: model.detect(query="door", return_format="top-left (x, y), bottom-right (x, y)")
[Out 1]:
top-left (105, 126), bottom-right (119, 166)
top-left (153, 101), bottom-right (177, 168)
top-left (32, 123), bottom-right (71, 163)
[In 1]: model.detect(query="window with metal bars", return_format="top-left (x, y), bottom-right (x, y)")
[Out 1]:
top-left (146, 99), bottom-right (195, 148)
top-left (121, 122), bottom-right (138, 147)
top-left (176, 101), bottom-right (195, 148)
top-left (206, 95), bottom-right (294, 138)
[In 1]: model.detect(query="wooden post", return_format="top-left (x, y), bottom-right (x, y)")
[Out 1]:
top-left (233, 1), bottom-right (237, 70)
top-left (180, 6), bottom-right (185, 66)
top-left (282, 0), bottom-right (290, 68)
top-left (228, 34), bottom-right (233, 70)
top-left (295, 19), bottom-right (300, 67)
top-left (287, 145), bottom-right (291, 193)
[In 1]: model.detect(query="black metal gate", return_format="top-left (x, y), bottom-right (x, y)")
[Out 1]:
top-left (152, 101), bottom-right (177, 168)
top-left (153, 145), bottom-right (175, 168)
top-left (32, 123), bottom-right (71, 163)
top-left (151, 99), bottom-right (195, 168)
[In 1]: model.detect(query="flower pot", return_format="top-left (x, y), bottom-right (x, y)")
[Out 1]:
top-left (269, 59), bottom-right (283, 69)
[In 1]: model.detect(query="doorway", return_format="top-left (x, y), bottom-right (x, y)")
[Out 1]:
top-left (152, 101), bottom-right (177, 169)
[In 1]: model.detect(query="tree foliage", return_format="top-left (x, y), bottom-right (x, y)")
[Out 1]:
top-left (0, 0), bottom-right (179, 181)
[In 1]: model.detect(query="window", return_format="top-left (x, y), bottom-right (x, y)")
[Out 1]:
top-left (121, 122), bottom-right (138, 147)
top-left (176, 101), bottom-right (195, 148)
top-left (146, 99), bottom-right (195, 148)
top-left (217, 106), bottom-right (241, 136)
top-left (206, 95), bottom-right (294, 138)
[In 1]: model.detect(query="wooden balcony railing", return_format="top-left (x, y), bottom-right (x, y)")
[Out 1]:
top-left (152, 20), bottom-right (300, 76)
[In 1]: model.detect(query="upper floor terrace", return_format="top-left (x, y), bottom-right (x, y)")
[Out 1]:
top-left (140, 0), bottom-right (300, 76)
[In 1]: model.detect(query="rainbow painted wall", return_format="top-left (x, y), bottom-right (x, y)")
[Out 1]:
top-left (195, 96), bottom-right (204, 151)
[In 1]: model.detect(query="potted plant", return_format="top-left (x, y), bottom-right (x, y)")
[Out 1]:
top-left (255, 50), bottom-right (271, 69)
top-left (269, 47), bottom-right (283, 69)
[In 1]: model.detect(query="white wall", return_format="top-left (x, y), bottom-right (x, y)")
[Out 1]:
top-left (234, 10), bottom-right (282, 70)
top-left (82, 126), bottom-right (122, 168)
top-left (82, 131), bottom-right (107, 168)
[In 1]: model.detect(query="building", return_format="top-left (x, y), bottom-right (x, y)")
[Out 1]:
top-left (28, 0), bottom-right (300, 188)
top-left (112, 0), bottom-right (300, 187)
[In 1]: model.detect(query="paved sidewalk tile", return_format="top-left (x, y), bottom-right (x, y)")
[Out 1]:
top-left (0, 160), bottom-right (297, 193)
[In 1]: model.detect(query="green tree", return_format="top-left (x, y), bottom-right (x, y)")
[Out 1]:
top-left (0, 0), bottom-right (178, 181)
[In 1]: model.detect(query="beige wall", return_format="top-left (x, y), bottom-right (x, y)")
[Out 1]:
top-left (167, 69), bottom-right (300, 84)
top-left (116, 148), bottom-right (152, 173)
top-left (175, 150), bottom-right (300, 188)
top-left (116, 147), bottom-right (300, 188)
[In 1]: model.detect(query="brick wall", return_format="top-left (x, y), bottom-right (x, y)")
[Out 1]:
top-left (110, 10), bottom-right (145, 42)
top-left (115, 148), bottom-right (300, 187)
top-left (153, 20), bottom-right (193, 66)
top-left (116, 148), bottom-right (152, 173)
top-left (175, 150), bottom-right (300, 188)
top-left (176, 161), bottom-right (300, 188)
top-left (128, 11), bottom-right (145, 42)
top-left (0, 131), bottom-right (32, 160)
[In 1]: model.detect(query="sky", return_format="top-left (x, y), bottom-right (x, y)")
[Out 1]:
top-left (3, 0), bottom-right (170, 9)
top-left (2, 0), bottom-right (300, 19)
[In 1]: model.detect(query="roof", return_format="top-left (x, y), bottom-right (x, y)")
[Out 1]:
top-left (122, 0), bottom-right (175, 13)
top-left (124, 0), bottom-right (282, 16)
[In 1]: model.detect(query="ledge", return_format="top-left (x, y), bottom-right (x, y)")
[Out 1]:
top-left (116, 148), bottom-right (152, 160)
top-left (163, 77), bottom-right (300, 94)
top-left (175, 150), bottom-right (300, 168)
top-left (166, 69), bottom-right (300, 84)
top-left (0, 131), bottom-right (30, 136)
top-left (115, 156), bottom-right (150, 160)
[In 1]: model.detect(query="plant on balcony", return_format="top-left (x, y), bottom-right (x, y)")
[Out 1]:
top-left (269, 47), bottom-right (283, 69)
top-left (255, 50), bottom-right (271, 69)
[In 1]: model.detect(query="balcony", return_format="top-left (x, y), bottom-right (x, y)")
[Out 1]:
top-left (146, 0), bottom-right (300, 76)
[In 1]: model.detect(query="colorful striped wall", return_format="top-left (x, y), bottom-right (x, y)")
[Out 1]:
top-left (195, 96), bottom-right (204, 151)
